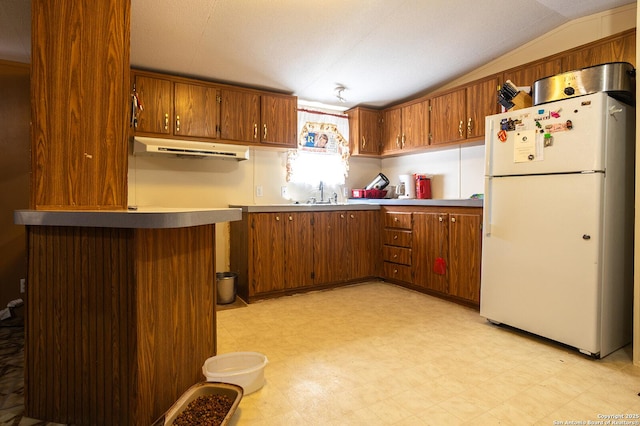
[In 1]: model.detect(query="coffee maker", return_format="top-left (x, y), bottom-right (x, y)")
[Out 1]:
top-left (397, 174), bottom-right (415, 199)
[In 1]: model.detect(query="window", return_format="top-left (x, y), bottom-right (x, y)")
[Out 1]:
top-left (287, 108), bottom-right (350, 186)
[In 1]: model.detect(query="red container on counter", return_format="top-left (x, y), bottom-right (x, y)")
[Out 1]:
top-left (351, 189), bottom-right (388, 199)
top-left (415, 175), bottom-right (432, 199)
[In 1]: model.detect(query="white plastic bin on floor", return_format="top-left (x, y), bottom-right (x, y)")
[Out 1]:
top-left (216, 272), bottom-right (237, 304)
top-left (202, 352), bottom-right (268, 395)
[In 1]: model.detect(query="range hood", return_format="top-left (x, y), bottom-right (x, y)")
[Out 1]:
top-left (133, 137), bottom-right (249, 160)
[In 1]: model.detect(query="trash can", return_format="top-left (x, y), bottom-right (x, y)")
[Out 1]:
top-left (216, 272), bottom-right (237, 305)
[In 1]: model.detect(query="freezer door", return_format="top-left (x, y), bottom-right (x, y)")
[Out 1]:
top-left (481, 173), bottom-right (603, 354)
top-left (485, 93), bottom-right (610, 177)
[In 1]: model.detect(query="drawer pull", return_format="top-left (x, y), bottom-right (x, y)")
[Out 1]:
top-left (393, 235), bottom-right (398, 240)
top-left (394, 217), bottom-right (399, 222)
top-left (394, 269), bottom-right (398, 274)
top-left (393, 254), bottom-right (398, 258)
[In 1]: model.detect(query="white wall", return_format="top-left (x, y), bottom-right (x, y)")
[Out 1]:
top-left (381, 144), bottom-right (484, 199)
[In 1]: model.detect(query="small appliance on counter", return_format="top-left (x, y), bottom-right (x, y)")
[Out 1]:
top-left (397, 174), bottom-right (415, 199)
top-left (364, 173), bottom-right (389, 190)
top-left (415, 174), bottom-right (432, 199)
top-left (351, 173), bottom-right (390, 199)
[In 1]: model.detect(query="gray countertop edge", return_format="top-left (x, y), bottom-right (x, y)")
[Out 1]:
top-left (14, 208), bottom-right (242, 229)
top-left (231, 198), bottom-right (483, 212)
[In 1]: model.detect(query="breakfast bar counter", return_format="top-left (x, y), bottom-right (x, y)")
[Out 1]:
top-left (16, 207), bottom-right (241, 425)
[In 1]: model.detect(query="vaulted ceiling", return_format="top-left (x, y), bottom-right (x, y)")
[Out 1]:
top-left (0, 0), bottom-right (635, 109)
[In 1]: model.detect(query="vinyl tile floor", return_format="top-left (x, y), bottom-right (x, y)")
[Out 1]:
top-left (2, 281), bottom-right (640, 425)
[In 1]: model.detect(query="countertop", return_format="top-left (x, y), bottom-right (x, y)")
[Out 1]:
top-left (231, 198), bottom-right (483, 213)
top-left (14, 207), bottom-right (242, 229)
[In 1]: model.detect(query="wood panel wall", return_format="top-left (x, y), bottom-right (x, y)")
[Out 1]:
top-left (25, 224), bottom-right (216, 425)
top-left (0, 60), bottom-right (30, 309)
top-left (30, 0), bottom-right (130, 209)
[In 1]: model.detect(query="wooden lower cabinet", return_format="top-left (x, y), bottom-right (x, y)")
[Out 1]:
top-left (384, 206), bottom-right (483, 307)
top-left (232, 206), bottom-right (481, 306)
top-left (413, 212), bottom-right (449, 294)
top-left (249, 212), bottom-right (314, 295)
top-left (232, 209), bottom-right (379, 301)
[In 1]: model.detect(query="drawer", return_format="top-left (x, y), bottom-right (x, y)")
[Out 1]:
top-left (383, 262), bottom-right (412, 283)
top-left (384, 212), bottom-right (412, 230)
top-left (383, 245), bottom-right (411, 265)
top-left (383, 229), bottom-right (412, 247)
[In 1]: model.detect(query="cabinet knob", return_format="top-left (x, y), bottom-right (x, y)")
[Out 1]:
top-left (393, 254), bottom-right (398, 258)
top-left (439, 216), bottom-right (443, 222)
top-left (394, 217), bottom-right (399, 222)
top-left (393, 269), bottom-right (398, 274)
top-left (275, 216), bottom-right (280, 221)
top-left (288, 216), bottom-right (293, 221)
top-left (340, 214), bottom-right (345, 219)
top-left (393, 235), bottom-right (398, 240)
top-left (350, 214), bottom-right (355, 219)
top-left (451, 217), bottom-right (456, 223)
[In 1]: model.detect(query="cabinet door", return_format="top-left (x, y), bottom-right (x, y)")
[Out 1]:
top-left (562, 31), bottom-right (636, 71)
top-left (430, 88), bottom-right (466, 145)
top-left (412, 212), bottom-right (449, 294)
top-left (346, 210), bottom-right (379, 279)
top-left (313, 211), bottom-right (347, 284)
top-left (448, 213), bottom-right (482, 304)
top-left (134, 74), bottom-right (172, 135)
top-left (250, 213), bottom-right (285, 294)
top-left (466, 76), bottom-right (499, 140)
top-left (381, 107), bottom-right (402, 153)
top-left (174, 82), bottom-right (219, 138)
top-left (219, 88), bottom-right (260, 142)
top-left (284, 212), bottom-right (315, 289)
top-left (401, 100), bottom-right (429, 149)
top-left (503, 58), bottom-right (562, 88)
top-left (261, 94), bottom-right (297, 146)
top-left (349, 108), bottom-right (381, 155)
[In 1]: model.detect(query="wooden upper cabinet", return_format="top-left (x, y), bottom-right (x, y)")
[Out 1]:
top-left (430, 75), bottom-right (499, 145)
top-left (347, 107), bottom-right (381, 156)
top-left (381, 100), bottom-right (428, 154)
top-left (430, 87), bottom-right (466, 145)
top-left (133, 74), bottom-right (173, 135)
top-left (503, 58), bottom-right (562, 88)
top-left (466, 76), bottom-right (500, 140)
top-left (174, 82), bottom-right (219, 139)
top-left (261, 94), bottom-right (297, 147)
top-left (219, 88), bottom-right (260, 142)
top-left (382, 107), bottom-right (402, 153)
top-left (401, 100), bottom-right (429, 149)
top-left (562, 29), bottom-right (636, 71)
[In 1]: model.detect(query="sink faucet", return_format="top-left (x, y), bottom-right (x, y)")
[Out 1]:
top-left (319, 181), bottom-right (324, 203)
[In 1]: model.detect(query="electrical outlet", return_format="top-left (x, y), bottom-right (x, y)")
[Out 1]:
top-left (281, 186), bottom-right (288, 198)
top-left (20, 278), bottom-right (25, 293)
top-left (256, 185), bottom-right (263, 197)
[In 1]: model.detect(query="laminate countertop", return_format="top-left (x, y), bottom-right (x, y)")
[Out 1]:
top-left (14, 207), bottom-right (242, 229)
top-left (231, 198), bottom-right (483, 213)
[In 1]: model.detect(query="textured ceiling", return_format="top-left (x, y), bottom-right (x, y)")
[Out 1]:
top-left (0, 0), bottom-right (635, 109)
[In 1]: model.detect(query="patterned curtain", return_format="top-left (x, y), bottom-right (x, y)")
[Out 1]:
top-left (287, 109), bottom-right (350, 185)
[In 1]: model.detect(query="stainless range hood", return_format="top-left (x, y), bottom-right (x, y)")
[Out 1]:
top-left (133, 136), bottom-right (250, 160)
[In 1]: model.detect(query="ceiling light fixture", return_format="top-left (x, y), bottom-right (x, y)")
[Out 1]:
top-left (335, 85), bottom-right (347, 103)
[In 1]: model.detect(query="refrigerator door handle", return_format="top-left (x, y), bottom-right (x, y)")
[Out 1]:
top-left (485, 119), bottom-right (494, 177)
top-left (484, 177), bottom-right (492, 236)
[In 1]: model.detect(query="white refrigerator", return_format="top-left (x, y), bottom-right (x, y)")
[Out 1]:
top-left (480, 92), bottom-right (634, 358)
